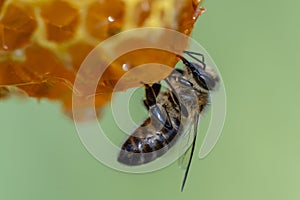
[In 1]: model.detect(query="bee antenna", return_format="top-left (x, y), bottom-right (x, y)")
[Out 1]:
top-left (181, 114), bottom-right (200, 192)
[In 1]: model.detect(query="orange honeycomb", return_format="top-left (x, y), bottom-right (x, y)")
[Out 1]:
top-left (0, 0), bottom-right (204, 117)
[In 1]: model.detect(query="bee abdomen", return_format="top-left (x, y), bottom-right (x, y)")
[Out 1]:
top-left (118, 119), bottom-right (180, 166)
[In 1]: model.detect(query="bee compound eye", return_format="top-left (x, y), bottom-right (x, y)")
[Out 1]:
top-left (195, 73), bottom-right (216, 91)
top-left (203, 75), bottom-right (216, 90)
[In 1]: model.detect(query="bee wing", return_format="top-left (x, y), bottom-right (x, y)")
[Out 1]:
top-left (178, 113), bottom-right (200, 191)
top-left (177, 122), bottom-right (196, 169)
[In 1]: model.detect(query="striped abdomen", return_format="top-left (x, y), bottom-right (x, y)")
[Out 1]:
top-left (118, 110), bottom-right (181, 165)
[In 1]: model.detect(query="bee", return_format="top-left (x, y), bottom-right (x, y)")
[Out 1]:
top-left (117, 50), bottom-right (219, 191)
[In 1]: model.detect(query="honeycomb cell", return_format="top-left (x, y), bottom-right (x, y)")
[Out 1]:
top-left (0, 87), bottom-right (9, 98)
top-left (86, 0), bottom-right (125, 40)
top-left (0, 3), bottom-right (37, 50)
top-left (12, 44), bottom-right (76, 101)
top-left (0, 61), bottom-right (27, 85)
top-left (21, 44), bottom-right (65, 78)
top-left (135, 0), bottom-right (152, 26)
top-left (67, 42), bottom-right (94, 71)
top-left (41, 0), bottom-right (79, 42)
top-left (0, 0), bottom-right (5, 11)
top-left (17, 81), bottom-right (70, 101)
top-left (17, 82), bottom-right (52, 98)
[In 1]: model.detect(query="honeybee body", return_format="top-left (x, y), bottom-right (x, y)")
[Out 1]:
top-left (118, 51), bottom-right (217, 166)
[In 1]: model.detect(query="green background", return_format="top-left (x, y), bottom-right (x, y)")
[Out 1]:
top-left (1, 0), bottom-right (300, 199)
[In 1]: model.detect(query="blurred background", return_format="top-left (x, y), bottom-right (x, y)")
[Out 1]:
top-left (1, 0), bottom-right (300, 199)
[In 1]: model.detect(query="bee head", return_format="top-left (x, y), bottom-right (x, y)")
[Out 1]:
top-left (188, 62), bottom-right (219, 91)
top-left (177, 53), bottom-right (219, 91)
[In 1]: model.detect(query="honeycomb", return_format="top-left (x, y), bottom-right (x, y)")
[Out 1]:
top-left (0, 0), bottom-right (204, 117)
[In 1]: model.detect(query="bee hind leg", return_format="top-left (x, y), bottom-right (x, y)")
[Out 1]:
top-left (143, 83), bottom-right (161, 110)
top-left (143, 83), bottom-right (173, 129)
